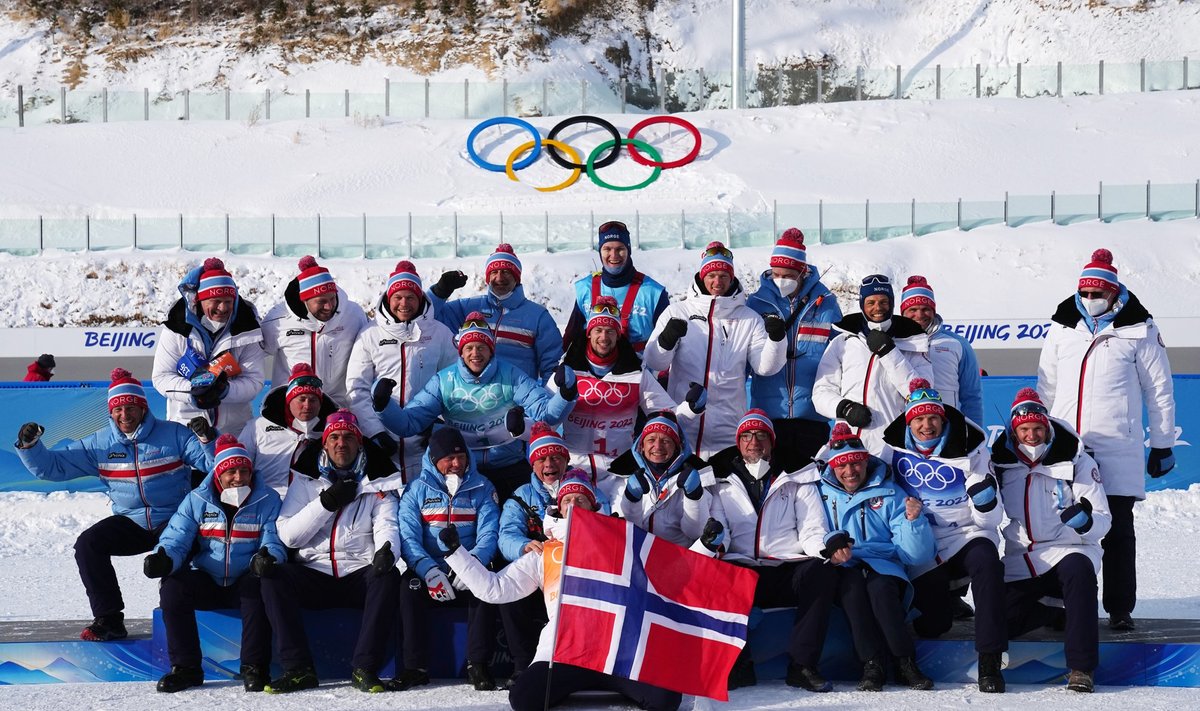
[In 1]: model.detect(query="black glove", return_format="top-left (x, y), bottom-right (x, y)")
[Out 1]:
top-left (836, 399), bottom-right (872, 428)
top-left (684, 382), bottom-right (707, 414)
top-left (967, 475), bottom-right (999, 513)
top-left (439, 524), bottom-right (462, 554)
top-left (553, 365), bottom-right (578, 401)
top-left (143, 546), bottom-right (173, 579)
top-left (763, 314), bottom-right (787, 342)
top-left (191, 370), bottom-right (230, 409)
top-left (371, 377), bottom-right (397, 412)
top-left (506, 406), bottom-right (526, 437)
top-left (187, 416), bottom-right (216, 443)
top-left (657, 318), bottom-right (688, 350)
top-left (250, 546), bottom-right (277, 578)
top-left (16, 422), bottom-right (43, 449)
top-left (623, 469), bottom-right (652, 503)
top-left (432, 270), bottom-right (469, 299)
top-left (369, 432), bottom-right (399, 458)
top-left (1060, 497), bottom-right (1094, 534)
top-left (700, 518), bottom-right (725, 553)
top-left (864, 329), bottom-right (895, 356)
top-left (1148, 447), bottom-right (1175, 478)
top-left (372, 541), bottom-right (396, 573)
top-left (819, 530), bottom-right (854, 559)
top-left (319, 477), bottom-right (358, 512)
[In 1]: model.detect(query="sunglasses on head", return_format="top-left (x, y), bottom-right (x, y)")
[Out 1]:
top-left (830, 437), bottom-right (864, 451)
top-left (1078, 290), bottom-right (1108, 299)
top-left (291, 375), bottom-right (323, 389)
top-left (1012, 403), bottom-right (1048, 417)
top-left (592, 303), bottom-right (620, 317)
top-left (704, 244), bottom-right (733, 259)
top-left (861, 274), bottom-right (890, 286)
top-left (909, 387), bottom-right (941, 403)
top-left (463, 316), bottom-right (490, 330)
top-left (599, 220), bottom-right (628, 234)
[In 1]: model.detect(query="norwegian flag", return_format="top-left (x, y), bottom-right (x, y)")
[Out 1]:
top-left (551, 508), bottom-right (758, 701)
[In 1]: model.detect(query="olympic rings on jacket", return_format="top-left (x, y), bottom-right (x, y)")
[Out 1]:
top-left (467, 117), bottom-right (541, 173)
top-left (546, 115), bottom-right (622, 170)
top-left (626, 116), bottom-right (702, 170)
top-left (586, 138), bottom-right (662, 192)
top-left (505, 139), bottom-right (582, 193)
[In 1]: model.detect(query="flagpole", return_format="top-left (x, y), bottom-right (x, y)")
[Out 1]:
top-left (542, 505), bottom-right (576, 711)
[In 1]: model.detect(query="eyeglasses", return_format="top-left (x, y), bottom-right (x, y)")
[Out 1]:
top-left (704, 243), bottom-right (733, 259)
top-left (829, 437), bottom-right (864, 451)
top-left (908, 387), bottom-right (941, 403)
top-left (1012, 403), bottom-right (1048, 417)
top-left (738, 431), bottom-right (771, 442)
top-left (861, 274), bottom-right (890, 286)
top-left (598, 220), bottom-right (628, 234)
top-left (1078, 290), bottom-right (1108, 299)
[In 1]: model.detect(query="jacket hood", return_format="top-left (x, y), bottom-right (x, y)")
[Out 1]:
top-left (708, 443), bottom-right (813, 480)
top-left (165, 268), bottom-right (261, 346)
top-left (882, 405), bottom-right (986, 458)
top-left (1051, 287), bottom-right (1150, 330)
top-left (991, 418), bottom-right (1082, 468)
top-left (454, 355), bottom-right (498, 383)
top-left (292, 435), bottom-right (398, 483)
top-left (260, 385), bottom-right (340, 429)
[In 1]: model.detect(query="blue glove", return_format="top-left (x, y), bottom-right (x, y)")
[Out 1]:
top-left (371, 378), bottom-right (397, 412)
top-left (679, 467), bottom-right (704, 501)
top-left (1060, 497), bottom-right (1093, 533)
top-left (553, 365), bottom-right (578, 400)
top-left (623, 469), bottom-right (651, 503)
top-left (175, 345), bottom-right (206, 379)
top-left (819, 530), bottom-right (854, 559)
top-left (684, 382), bottom-right (707, 414)
top-left (967, 475), bottom-right (998, 513)
top-left (1148, 447), bottom-right (1175, 478)
top-left (700, 518), bottom-right (725, 552)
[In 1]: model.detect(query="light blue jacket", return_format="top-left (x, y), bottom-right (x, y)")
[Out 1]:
top-left (428, 284), bottom-right (562, 381)
top-left (498, 473), bottom-right (612, 562)
top-left (567, 265), bottom-right (670, 352)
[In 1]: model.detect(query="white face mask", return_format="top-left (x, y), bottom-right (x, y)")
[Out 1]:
top-left (494, 290), bottom-right (513, 301)
top-left (773, 277), bottom-right (799, 298)
top-left (1081, 297), bottom-right (1110, 317)
top-left (1018, 442), bottom-right (1048, 461)
top-left (219, 485), bottom-right (251, 508)
top-left (201, 315), bottom-right (226, 332)
top-left (745, 458), bottom-right (770, 479)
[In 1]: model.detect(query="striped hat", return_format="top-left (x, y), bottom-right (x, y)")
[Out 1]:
top-left (556, 470), bottom-right (598, 509)
top-left (285, 363), bottom-right (323, 405)
top-left (323, 408), bottom-right (362, 444)
top-left (528, 422), bottom-right (569, 465)
top-left (900, 275), bottom-right (936, 313)
top-left (736, 408), bottom-right (775, 444)
top-left (296, 255), bottom-right (337, 301)
top-left (699, 241), bottom-right (735, 280)
top-left (1078, 248), bottom-right (1119, 291)
top-left (640, 412), bottom-right (683, 449)
top-left (826, 422), bottom-right (869, 469)
top-left (197, 258), bottom-right (237, 301)
top-left (108, 368), bottom-right (148, 412)
top-left (387, 261), bottom-right (423, 299)
top-left (770, 228), bottom-right (807, 272)
top-left (586, 295), bottom-right (622, 333)
top-left (485, 243), bottom-right (522, 282)
top-left (904, 378), bottom-right (945, 423)
top-left (457, 311), bottom-right (495, 353)
top-left (213, 433), bottom-right (252, 479)
top-left (1010, 388), bottom-right (1050, 429)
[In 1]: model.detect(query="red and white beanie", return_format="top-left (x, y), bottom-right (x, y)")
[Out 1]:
top-left (322, 408), bottom-right (362, 444)
top-left (770, 228), bottom-right (807, 272)
top-left (586, 295), bottom-right (622, 333)
top-left (108, 368), bottom-right (148, 412)
top-left (1010, 388), bottom-right (1050, 429)
top-left (296, 255), bottom-right (337, 301)
top-left (457, 311), bottom-right (496, 353)
top-left (527, 422), bottom-right (569, 466)
top-left (826, 422), bottom-right (869, 468)
top-left (1078, 248), bottom-right (1119, 292)
top-left (285, 363), bottom-right (323, 405)
top-left (556, 470), bottom-right (598, 509)
top-left (900, 275), bottom-right (936, 313)
top-left (736, 409), bottom-right (775, 444)
top-left (640, 413), bottom-right (683, 449)
top-left (699, 241), bottom-right (735, 280)
top-left (213, 433), bottom-right (253, 479)
top-left (904, 378), bottom-right (945, 423)
top-left (197, 258), bottom-right (237, 301)
top-left (387, 261), bottom-right (423, 299)
top-left (485, 243), bottom-right (522, 282)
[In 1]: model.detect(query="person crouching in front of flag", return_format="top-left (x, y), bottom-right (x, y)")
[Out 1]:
top-left (880, 379), bottom-right (1007, 693)
top-left (610, 411), bottom-right (712, 548)
top-left (817, 423), bottom-right (936, 692)
top-left (702, 409), bottom-right (837, 693)
top-left (441, 473), bottom-right (683, 711)
top-left (397, 426), bottom-right (502, 691)
top-left (990, 388), bottom-right (1111, 694)
top-left (143, 434), bottom-right (283, 693)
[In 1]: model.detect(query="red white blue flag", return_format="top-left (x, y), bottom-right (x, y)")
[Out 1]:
top-left (551, 508), bottom-right (758, 701)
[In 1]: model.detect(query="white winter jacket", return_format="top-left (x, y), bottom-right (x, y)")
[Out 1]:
top-left (237, 386), bottom-right (338, 496)
top-left (446, 545), bottom-right (558, 663)
top-left (990, 419), bottom-right (1112, 582)
top-left (610, 446), bottom-right (714, 548)
top-left (1037, 291), bottom-right (1175, 499)
top-left (345, 296), bottom-right (458, 481)
top-left (261, 286), bottom-right (369, 407)
top-left (643, 278), bottom-right (786, 457)
top-left (926, 316), bottom-right (984, 425)
top-left (812, 313), bottom-right (933, 454)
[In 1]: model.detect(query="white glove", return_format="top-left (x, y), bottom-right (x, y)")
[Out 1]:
top-left (424, 568), bottom-right (456, 602)
top-left (450, 571), bottom-right (470, 592)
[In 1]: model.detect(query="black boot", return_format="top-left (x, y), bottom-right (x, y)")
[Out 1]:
top-left (726, 651), bottom-right (757, 691)
top-left (785, 662), bottom-right (831, 692)
top-left (240, 664), bottom-right (269, 693)
top-left (857, 658), bottom-right (885, 692)
top-left (894, 656), bottom-right (934, 690)
top-left (467, 661), bottom-right (496, 691)
top-left (1109, 612), bottom-right (1135, 631)
top-left (157, 665), bottom-right (204, 693)
top-left (1067, 669), bottom-right (1094, 693)
top-left (977, 652), bottom-right (1005, 693)
top-left (81, 614), bottom-right (127, 642)
top-left (387, 667), bottom-right (429, 690)
top-left (264, 665), bottom-right (319, 694)
top-left (352, 668), bottom-right (386, 693)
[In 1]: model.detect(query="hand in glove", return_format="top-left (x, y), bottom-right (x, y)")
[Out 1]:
top-left (553, 365), bottom-right (578, 401)
top-left (763, 313), bottom-right (787, 342)
top-left (623, 469), bottom-right (652, 503)
top-left (369, 432), bottom-right (398, 458)
top-left (439, 524), bottom-right (462, 554)
top-left (372, 541), bottom-right (396, 574)
top-left (505, 406), bottom-right (526, 437)
top-left (836, 399), bottom-right (872, 428)
top-left (319, 477), bottom-right (358, 512)
top-left (684, 382), bottom-right (707, 414)
top-left (432, 270), bottom-right (469, 299)
top-left (371, 378), bottom-right (397, 413)
top-left (424, 568), bottom-right (456, 602)
top-left (142, 546), bottom-right (173, 579)
top-left (1148, 447), bottom-right (1175, 478)
top-left (449, 571), bottom-right (470, 592)
top-left (1060, 497), bottom-right (1094, 534)
top-left (819, 530), bottom-right (854, 560)
top-left (967, 475), bottom-right (999, 513)
top-left (190, 370), bottom-right (230, 410)
top-left (187, 416), bottom-right (216, 444)
top-left (679, 467), bottom-right (704, 501)
top-left (864, 329), bottom-right (895, 356)
top-left (250, 546), bottom-right (277, 578)
top-left (15, 422), bottom-right (43, 449)
top-left (700, 518), bottom-right (725, 553)
top-left (657, 318), bottom-right (688, 351)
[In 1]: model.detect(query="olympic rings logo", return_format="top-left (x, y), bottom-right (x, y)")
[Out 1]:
top-left (894, 454), bottom-right (963, 492)
top-left (447, 384), bottom-right (504, 413)
top-left (466, 115), bottom-right (702, 193)
top-left (577, 380), bottom-right (634, 407)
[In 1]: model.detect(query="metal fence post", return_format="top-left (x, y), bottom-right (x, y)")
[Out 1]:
top-left (407, 212), bottom-right (413, 256)
top-left (772, 199), bottom-right (777, 239)
top-left (224, 214), bottom-right (230, 252)
top-left (39, 215), bottom-right (43, 254)
top-left (86, 215), bottom-right (91, 251)
top-left (818, 200), bottom-right (824, 243)
top-left (544, 212), bottom-right (549, 251)
top-left (143, 88), bottom-right (149, 120)
top-left (542, 79), bottom-right (548, 116)
top-left (816, 66), bottom-right (823, 102)
top-left (635, 211), bottom-right (640, 249)
top-left (1016, 63), bottom-right (1022, 98)
top-left (499, 211), bottom-right (504, 243)
top-left (1146, 180), bottom-right (1151, 219)
top-left (975, 64), bottom-right (981, 98)
top-left (225, 88), bottom-right (230, 120)
top-left (1184, 56), bottom-right (1189, 90)
top-left (102, 87), bottom-right (108, 122)
top-left (316, 214), bottom-right (321, 256)
top-left (620, 79), bottom-right (627, 113)
top-left (911, 198), bottom-right (916, 235)
top-left (184, 89), bottom-right (190, 120)
top-left (453, 212), bottom-right (459, 257)
top-left (1099, 60), bottom-right (1105, 95)
top-left (306, 89), bottom-right (311, 118)
top-left (1057, 61), bottom-right (1063, 97)
top-left (463, 79), bottom-right (469, 119)
top-left (60, 86), bottom-right (66, 123)
top-left (957, 198), bottom-right (963, 229)
top-left (1195, 179), bottom-right (1199, 218)
top-left (856, 67), bottom-right (863, 101)
top-left (658, 68), bottom-right (666, 113)
top-left (895, 66), bottom-right (901, 99)
top-left (132, 213), bottom-right (138, 249)
top-left (1051, 190), bottom-right (1056, 224)
top-left (385, 78), bottom-right (390, 117)
top-left (1140, 58), bottom-right (1146, 92)
top-left (590, 211), bottom-right (595, 247)
top-left (1099, 181), bottom-right (1104, 221)
top-left (362, 213), bottom-right (367, 256)
top-left (865, 199), bottom-right (870, 240)
top-left (679, 210), bottom-right (685, 248)
top-left (424, 79), bottom-right (430, 118)
top-left (179, 213), bottom-right (184, 249)
top-left (1004, 191), bottom-right (1009, 226)
top-left (16, 85), bottom-right (23, 128)
top-left (501, 78), bottom-right (507, 116)
top-left (936, 65), bottom-right (941, 99)
top-left (345, 89), bottom-right (350, 118)
top-left (271, 213), bottom-right (276, 255)
top-left (581, 79), bottom-right (587, 113)
top-left (265, 89), bottom-right (271, 120)
top-left (725, 209), bottom-right (732, 242)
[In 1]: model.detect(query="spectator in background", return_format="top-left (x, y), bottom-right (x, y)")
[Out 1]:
top-left (562, 220), bottom-right (670, 355)
top-left (898, 276), bottom-right (983, 424)
top-left (260, 256), bottom-right (368, 408)
top-left (24, 353), bottom-right (55, 381)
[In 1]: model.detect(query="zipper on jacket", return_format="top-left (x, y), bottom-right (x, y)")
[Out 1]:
top-left (694, 299), bottom-right (718, 451)
top-left (1022, 473), bottom-right (1039, 577)
top-left (224, 506), bottom-right (234, 585)
top-left (1075, 337), bottom-right (1105, 433)
top-left (398, 344), bottom-right (408, 483)
top-left (752, 478), bottom-right (779, 560)
top-left (859, 352), bottom-right (877, 438)
top-left (133, 446), bottom-right (152, 529)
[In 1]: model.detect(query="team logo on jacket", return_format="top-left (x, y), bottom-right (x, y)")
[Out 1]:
top-left (1091, 467), bottom-right (1101, 483)
top-left (286, 329), bottom-right (306, 336)
top-left (203, 511), bottom-right (219, 520)
top-left (107, 452), bottom-right (127, 459)
top-left (892, 452), bottom-right (965, 495)
top-left (379, 338), bottom-right (398, 346)
top-left (869, 497), bottom-right (884, 509)
top-left (577, 380), bottom-right (635, 408)
top-left (423, 497), bottom-right (441, 506)
top-left (266, 425), bottom-right (284, 432)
